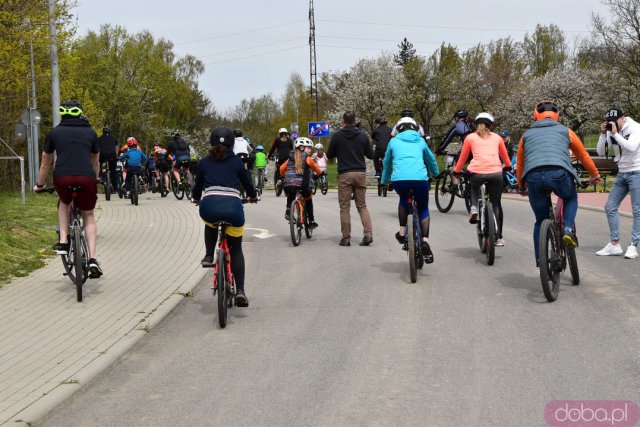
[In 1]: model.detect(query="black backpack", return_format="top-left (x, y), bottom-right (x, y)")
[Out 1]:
top-left (176, 137), bottom-right (188, 152)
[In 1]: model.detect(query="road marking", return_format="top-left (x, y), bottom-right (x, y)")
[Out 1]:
top-left (245, 227), bottom-right (275, 239)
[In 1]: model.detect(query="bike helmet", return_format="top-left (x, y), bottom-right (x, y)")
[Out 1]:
top-left (295, 137), bottom-right (314, 149)
top-left (127, 137), bottom-right (138, 147)
top-left (59, 100), bottom-right (83, 117)
top-left (396, 117), bottom-right (419, 133)
top-left (400, 109), bottom-right (414, 118)
top-left (500, 130), bottom-right (510, 137)
top-left (209, 126), bottom-right (235, 147)
top-left (256, 145), bottom-right (264, 150)
top-left (453, 109), bottom-right (468, 119)
top-left (153, 142), bottom-right (160, 147)
top-left (102, 127), bottom-right (111, 134)
top-left (374, 116), bottom-right (387, 125)
top-left (171, 130), bottom-right (180, 138)
top-left (314, 143), bottom-right (323, 150)
top-left (475, 112), bottom-right (495, 126)
top-left (278, 127), bottom-right (289, 135)
top-left (533, 101), bottom-right (559, 121)
top-left (234, 128), bottom-right (243, 137)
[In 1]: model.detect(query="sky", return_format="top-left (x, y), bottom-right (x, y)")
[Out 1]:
top-left (72, 0), bottom-right (611, 113)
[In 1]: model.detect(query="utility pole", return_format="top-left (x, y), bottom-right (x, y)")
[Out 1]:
top-left (309, 0), bottom-right (318, 120)
top-left (29, 28), bottom-right (40, 187)
top-left (49, 0), bottom-right (61, 127)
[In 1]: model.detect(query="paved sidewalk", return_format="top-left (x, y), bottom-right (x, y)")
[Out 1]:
top-left (502, 191), bottom-right (633, 217)
top-left (0, 195), bottom-right (205, 426)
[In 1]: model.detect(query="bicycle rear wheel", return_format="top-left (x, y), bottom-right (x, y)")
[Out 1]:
top-left (312, 178), bottom-right (318, 195)
top-left (477, 201), bottom-right (486, 253)
top-left (133, 177), bottom-right (139, 206)
top-left (321, 177), bottom-right (328, 195)
top-left (407, 214), bottom-right (417, 283)
top-left (290, 199), bottom-right (302, 246)
top-left (463, 182), bottom-right (472, 213)
top-left (485, 201), bottom-right (495, 266)
top-left (539, 219), bottom-right (560, 302)
top-left (217, 251), bottom-right (228, 328)
top-left (171, 175), bottom-right (184, 200)
top-left (435, 174), bottom-right (455, 213)
top-left (103, 171), bottom-right (111, 201)
top-left (72, 224), bottom-right (85, 302)
top-left (304, 206), bottom-right (313, 239)
top-left (567, 246), bottom-right (580, 285)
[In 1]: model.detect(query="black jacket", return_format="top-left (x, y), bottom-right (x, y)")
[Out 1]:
top-left (326, 125), bottom-right (373, 174)
top-left (268, 137), bottom-right (293, 160)
top-left (192, 151), bottom-right (257, 201)
top-left (371, 125), bottom-right (392, 155)
top-left (98, 133), bottom-right (118, 158)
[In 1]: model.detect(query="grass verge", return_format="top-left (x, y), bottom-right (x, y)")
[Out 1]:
top-left (0, 191), bottom-right (58, 286)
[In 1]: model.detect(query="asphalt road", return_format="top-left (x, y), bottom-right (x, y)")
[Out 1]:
top-left (40, 189), bottom-right (640, 426)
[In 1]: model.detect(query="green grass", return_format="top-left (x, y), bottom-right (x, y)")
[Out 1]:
top-left (0, 192), bottom-right (58, 285)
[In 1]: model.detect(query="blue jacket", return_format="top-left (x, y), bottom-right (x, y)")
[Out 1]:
top-left (120, 148), bottom-right (147, 167)
top-left (381, 130), bottom-right (439, 184)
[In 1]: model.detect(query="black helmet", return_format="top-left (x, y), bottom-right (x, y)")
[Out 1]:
top-left (171, 130), bottom-right (180, 138)
top-left (233, 128), bottom-right (243, 137)
top-left (453, 109), bottom-right (468, 119)
top-left (374, 116), bottom-right (387, 125)
top-left (102, 127), bottom-right (111, 134)
top-left (210, 127), bottom-right (235, 148)
top-left (400, 109), bottom-right (414, 118)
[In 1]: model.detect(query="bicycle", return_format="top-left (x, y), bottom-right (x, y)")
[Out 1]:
top-left (210, 222), bottom-right (237, 328)
top-left (128, 170), bottom-right (141, 206)
top-left (289, 189), bottom-right (313, 246)
top-left (99, 161), bottom-right (111, 201)
top-left (255, 167), bottom-right (266, 196)
top-left (171, 164), bottom-right (192, 200)
top-left (312, 172), bottom-right (329, 195)
top-left (476, 183), bottom-right (497, 266)
top-left (538, 181), bottom-right (589, 302)
top-left (41, 187), bottom-right (90, 302)
top-left (376, 159), bottom-right (388, 197)
top-left (116, 160), bottom-right (125, 199)
top-left (400, 189), bottom-right (425, 283)
top-left (434, 152), bottom-right (472, 214)
top-left (273, 159), bottom-right (285, 197)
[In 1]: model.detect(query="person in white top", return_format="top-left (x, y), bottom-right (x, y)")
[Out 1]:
top-left (595, 108), bottom-right (640, 259)
top-left (312, 143), bottom-right (328, 171)
top-left (232, 128), bottom-right (253, 168)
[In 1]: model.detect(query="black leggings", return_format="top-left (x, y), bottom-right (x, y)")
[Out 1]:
top-left (469, 172), bottom-right (504, 239)
top-left (204, 226), bottom-right (245, 291)
top-left (285, 188), bottom-right (314, 222)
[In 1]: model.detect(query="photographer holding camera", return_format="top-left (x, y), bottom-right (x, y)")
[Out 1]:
top-left (595, 108), bottom-right (640, 259)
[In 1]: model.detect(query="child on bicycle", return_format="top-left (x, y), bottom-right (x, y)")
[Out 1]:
top-left (452, 112), bottom-right (511, 246)
top-left (119, 137), bottom-right (147, 198)
top-left (192, 126), bottom-right (258, 307)
top-left (312, 143), bottom-right (328, 172)
top-left (381, 117), bottom-right (439, 263)
top-left (254, 145), bottom-right (268, 182)
top-left (279, 137), bottom-right (323, 228)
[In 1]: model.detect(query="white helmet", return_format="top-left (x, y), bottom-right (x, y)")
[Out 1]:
top-left (395, 116), bottom-right (419, 133)
top-left (314, 143), bottom-right (323, 150)
top-left (295, 137), bottom-right (314, 149)
top-left (278, 127), bottom-right (289, 134)
top-left (475, 112), bottom-right (494, 126)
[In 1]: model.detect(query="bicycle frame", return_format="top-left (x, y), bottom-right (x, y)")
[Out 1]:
top-left (212, 224), bottom-right (234, 296)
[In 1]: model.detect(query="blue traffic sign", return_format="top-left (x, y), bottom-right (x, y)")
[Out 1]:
top-left (290, 130), bottom-right (299, 140)
top-left (308, 121), bottom-right (330, 137)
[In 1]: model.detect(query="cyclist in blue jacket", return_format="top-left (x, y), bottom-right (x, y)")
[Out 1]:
top-left (120, 137), bottom-right (147, 197)
top-left (382, 117), bottom-right (440, 263)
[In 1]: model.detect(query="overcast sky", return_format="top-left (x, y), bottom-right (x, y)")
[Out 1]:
top-left (72, 0), bottom-right (611, 112)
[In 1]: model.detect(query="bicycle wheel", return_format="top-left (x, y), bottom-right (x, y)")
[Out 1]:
top-left (407, 214), bottom-right (417, 283)
top-left (414, 213), bottom-right (424, 270)
top-left (275, 177), bottom-right (283, 197)
top-left (382, 185), bottom-right (388, 197)
top-left (184, 172), bottom-right (192, 199)
top-left (133, 177), bottom-right (139, 206)
top-left (463, 182), bottom-right (472, 214)
top-left (477, 201), bottom-right (486, 253)
top-left (171, 175), bottom-right (184, 200)
top-left (435, 173), bottom-right (455, 213)
top-left (321, 177), bottom-right (328, 195)
top-left (216, 251), bottom-right (228, 328)
top-left (312, 178), bottom-right (318, 195)
top-left (103, 171), bottom-right (111, 201)
top-left (72, 223), bottom-right (84, 302)
top-left (539, 219), bottom-right (560, 302)
top-left (567, 246), bottom-right (580, 285)
top-left (289, 199), bottom-right (302, 246)
top-left (304, 206), bottom-right (313, 239)
top-left (117, 175), bottom-right (124, 199)
top-left (485, 201), bottom-right (496, 266)
top-left (257, 172), bottom-right (263, 196)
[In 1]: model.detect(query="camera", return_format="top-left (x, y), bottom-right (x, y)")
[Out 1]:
top-left (606, 122), bottom-right (613, 131)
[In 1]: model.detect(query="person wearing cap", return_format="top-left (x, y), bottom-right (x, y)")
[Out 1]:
top-left (192, 126), bottom-right (258, 307)
top-left (500, 130), bottom-right (516, 159)
top-left (371, 116), bottom-right (392, 178)
top-left (436, 109), bottom-right (475, 155)
top-left (516, 101), bottom-right (601, 266)
top-left (595, 108), bottom-right (640, 259)
top-left (268, 128), bottom-right (294, 186)
top-left (452, 112), bottom-right (511, 246)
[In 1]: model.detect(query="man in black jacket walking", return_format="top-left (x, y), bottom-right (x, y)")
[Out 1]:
top-left (326, 111), bottom-right (374, 246)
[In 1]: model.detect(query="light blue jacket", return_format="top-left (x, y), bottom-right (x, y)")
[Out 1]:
top-left (381, 130), bottom-right (439, 184)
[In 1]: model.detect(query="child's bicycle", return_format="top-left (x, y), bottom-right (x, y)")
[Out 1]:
top-left (312, 172), bottom-right (329, 195)
top-left (289, 189), bottom-right (313, 246)
top-left (41, 187), bottom-right (90, 302)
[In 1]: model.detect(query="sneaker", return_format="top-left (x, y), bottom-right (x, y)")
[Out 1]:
top-left (52, 242), bottom-right (70, 255)
top-left (88, 258), bottom-right (103, 278)
top-left (562, 228), bottom-right (577, 248)
top-left (373, 173), bottom-right (380, 178)
top-left (359, 235), bottom-right (373, 246)
top-left (125, 191), bottom-right (131, 198)
top-left (339, 238), bottom-right (351, 247)
top-left (201, 255), bottom-right (214, 268)
top-left (495, 238), bottom-right (506, 247)
top-left (421, 241), bottom-right (434, 264)
top-left (235, 291), bottom-right (249, 307)
top-left (624, 245), bottom-right (638, 259)
top-left (468, 207), bottom-right (478, 224)
top-left (395, 232), bottom-right (405, 244)
top-left (596, 242), bottom-right (623, 256)
top-left (308, 221), bottom-right (318, 229)
top-left (284, 208), bottom-right (290, 221)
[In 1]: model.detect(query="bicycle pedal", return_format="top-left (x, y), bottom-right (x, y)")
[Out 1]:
top-left (402, 243), bottom-right (408, 251)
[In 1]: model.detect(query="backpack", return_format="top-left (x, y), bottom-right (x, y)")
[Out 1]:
top-left (177, 137), bottom-right (188, 152)
top-left (465, 116), bottom-right (476, 133)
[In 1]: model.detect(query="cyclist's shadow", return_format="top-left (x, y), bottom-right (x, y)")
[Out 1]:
top-left (497, 272), bottom-right (552, 304)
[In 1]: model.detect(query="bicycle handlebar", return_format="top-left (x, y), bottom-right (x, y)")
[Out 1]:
top-left (36, 187), bottom-right (57, 194)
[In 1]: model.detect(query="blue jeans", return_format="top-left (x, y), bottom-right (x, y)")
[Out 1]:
top-left (605, 171), bottom-right (640, 245)
top-left (526, 168), bottom-right (578, 262)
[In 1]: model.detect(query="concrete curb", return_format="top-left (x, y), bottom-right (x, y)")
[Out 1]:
top-left (501, 194), bottom-right (633, 218)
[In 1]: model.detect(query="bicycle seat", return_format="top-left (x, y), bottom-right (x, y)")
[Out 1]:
top-left (67, 185), bottom-right (83, 192)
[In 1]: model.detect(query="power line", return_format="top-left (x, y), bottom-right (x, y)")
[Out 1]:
top-left (317, 18), bottom-right (591, 34)
top-left (175, 20), bottom-right (307, 46)
top-left (203, 44), bottom-right (307, 66)
top-left (318, 35), bottom-right (479, 47)
top-left (198, 37), bottom-right (306, 58)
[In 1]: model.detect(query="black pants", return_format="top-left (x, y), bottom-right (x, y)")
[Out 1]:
top-left (373, 153), bottom-right (384, 176)
top-left (204, 226), bottom-right (245, 291)
top-left (274, 158), bottom-right (287, 183)
top-left (469, 172), bottom-right (504, 238)
top-left (285, 187), bottom-right (314, 222)
top-left (100, 155), bottom-right (118, 189)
